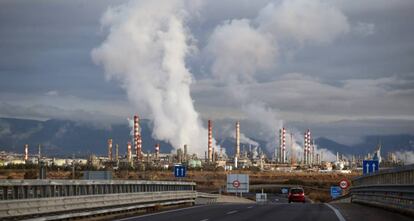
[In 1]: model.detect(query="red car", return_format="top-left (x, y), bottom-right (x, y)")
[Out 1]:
top-left (288, 187), bottom-right (305, 203)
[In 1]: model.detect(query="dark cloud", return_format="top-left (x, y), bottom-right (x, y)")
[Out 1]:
top-left (0, 0), bottom-right (413, 145)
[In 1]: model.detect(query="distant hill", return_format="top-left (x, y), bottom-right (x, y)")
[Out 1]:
top-left (315, 134), bottom-right (414, 156)
top-left (0, 117), bottom-right (413, 157)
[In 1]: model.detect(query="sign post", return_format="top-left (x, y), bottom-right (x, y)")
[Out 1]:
top-left (330, 186), bottom-right (342, 199)
top-left (174, 165), bottom-right (186, 178)
top-left (339, 178), bottom-right (350, 190)
top-left (362, 160), bottom-right (379, 175)
top-left (226, 174), bottom-right (249, 195)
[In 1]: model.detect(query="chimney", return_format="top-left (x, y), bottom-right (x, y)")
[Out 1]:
top-left (235, 121), bottom-right (240, 158)
top-left (183, 144), bottom-right (188, 162)
top-left (307, 129), bottom-right (311, 165)
top-left (155, 143), bottom-right (160, 160)
top-left (290, 133), bottom-right (295, 165)
top-left (280, 128), bottom-right (286, 163)
top-left (24, 144), bottom-right (29, 161)
top-left (127, 142), bottom-right (132, 163)
top-left (134, 115), bottom-right (142, 161)
top-left (208, 120), bottom-right (213, 162)
top-left (108, 139), bottom-right (113, 161)
top-left (303, 132), bottom-right (308, 165)
top-left (115, 144), bottom-right (119, 161)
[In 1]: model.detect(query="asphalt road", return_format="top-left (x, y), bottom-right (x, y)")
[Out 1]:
top-left (117, 202), bottom-right (413, 221)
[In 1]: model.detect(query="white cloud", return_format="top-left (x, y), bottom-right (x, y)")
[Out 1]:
top-left (257, 0), bottom-right (350, 44)
top-left (206, 19), bottom-right (276, 84)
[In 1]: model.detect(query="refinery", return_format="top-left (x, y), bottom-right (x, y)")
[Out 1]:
top-left (0, 115), bottom-right (404, 174)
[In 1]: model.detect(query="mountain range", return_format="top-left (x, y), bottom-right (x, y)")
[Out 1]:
top-left (0, 117), bottom-right (413, 158)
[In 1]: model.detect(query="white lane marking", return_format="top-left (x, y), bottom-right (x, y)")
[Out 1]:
top-left (226, 210), bottom-right (238, 215)
top-left (200, 219), bottom-right (209, 221)
top-left (324, 203), bottom-right (346, 221)
top-left (116, 205), bottom-right (205, 221)
top-left (247, 206), bottom-right (253, 209)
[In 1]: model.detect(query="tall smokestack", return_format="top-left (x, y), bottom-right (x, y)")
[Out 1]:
top-left (303, 131), bottom-right (308, 165)
top-left (108, 139), bottom-right (113, 161)
top-left (134, 115), bottom-right (142, 161)
top-left (208, 120), bottom-right (213, 162)
top-left (290, 133), bottom-right (295, 165)
top-left (235, 121), bottom-right (240, 158)
top-left (307, 129), bottom-right (311, 165)
top-left (115, 144), bottom-right (119, 161)
top-left (24, 144), bottom-right (29, 161)
top-left (280, 128), bottom-right (286, 163)
top-left (127, 142), bottom-right (132, 163)
top-left (183, 144), bottom-right (188, 162)
top-left (155, 143), bottom-right (160, 160)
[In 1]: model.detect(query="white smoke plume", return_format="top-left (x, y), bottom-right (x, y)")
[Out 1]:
top-left (204, 0), bottom-right (350, 156)
top-left (239, 132), bottom-right (259, 147)
top-left (395, 151), bottom-right (414, 164)
top-left (222, 122), bottom-right (259, 147)
top-left (92, 0), bottom-right (212, 156)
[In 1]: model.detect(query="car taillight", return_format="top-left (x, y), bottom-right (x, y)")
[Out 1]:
top-left (300, 193), bottom-right (304, 196)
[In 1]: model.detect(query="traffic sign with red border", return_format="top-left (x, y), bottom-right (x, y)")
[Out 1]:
top-left (339, 178), bottom-right (350, 189)
top-left (232, 180), bottom-right (240, 188)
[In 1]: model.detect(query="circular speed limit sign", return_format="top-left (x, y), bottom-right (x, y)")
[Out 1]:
top-left (232, 180), bottom-right (240, 188)
top-left (339, 178), bottom-right (350, 189)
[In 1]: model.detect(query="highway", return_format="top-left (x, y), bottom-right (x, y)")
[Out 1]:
top-left (118, 200), bottom-right (413, 221)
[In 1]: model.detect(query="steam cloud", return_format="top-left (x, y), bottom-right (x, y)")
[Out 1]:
top-left (92, 0), bottom-right (212, 156)
top-left (205, 0), bottom-right (350, 156)
top-left (92, 0), bottom-right (352, 158)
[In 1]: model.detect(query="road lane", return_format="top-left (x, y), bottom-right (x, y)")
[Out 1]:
top-left (118, 202), bottom-right (412, 221)
top-left (118, 203), bottom-right (339, 221)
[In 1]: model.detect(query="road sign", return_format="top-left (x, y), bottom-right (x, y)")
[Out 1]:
top-left (363, 160), bottom-right (379, 175)
top-left (339, 178), bottom-right (350, 190)
top-left (256, 193), bottom-right (267, 203)
top-left (330, 186), bottom-right (342, 199)
top-left (226, 174), bottom-right (249, 193)
top-left (281, 187), bottom-right (289, 194)
top-left (174, 165), bottom-right (186, 178)
top-left (232, 180), bottom-right (240, 188)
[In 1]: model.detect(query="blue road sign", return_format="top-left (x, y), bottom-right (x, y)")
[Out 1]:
top-left (331, 186), bottom-right (342, 199)
top-left (174, 165), bottom-right (186, 178)
top-left (363, 160), bottom-right (379, 175)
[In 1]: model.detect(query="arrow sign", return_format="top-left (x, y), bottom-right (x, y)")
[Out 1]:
top-left (363, 160), bottom-right (379, 175)
top-left (174, 165), bottom-right (186, 178)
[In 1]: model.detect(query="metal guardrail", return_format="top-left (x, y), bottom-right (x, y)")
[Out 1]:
top-left (0, 179), bottom-right (197, 220)
top-left (195, 192), bottom-right (219, 205)
top-left (0, 179), bottom-right (195, 200)
top-left (350, 165), bottom-right (414, 216)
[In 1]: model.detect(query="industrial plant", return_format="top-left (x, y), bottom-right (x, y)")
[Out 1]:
top-left (0, 114), bottom-right (405, 175)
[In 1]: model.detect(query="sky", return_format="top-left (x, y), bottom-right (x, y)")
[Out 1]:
top-left (1, 0), bottom-right (414, 152)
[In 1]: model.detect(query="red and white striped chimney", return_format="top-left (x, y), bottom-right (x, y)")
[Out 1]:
top-left (307, 129), bottom-right (312, 165)
top-left (208, 120), bottom-right (213, 162)
top-left (304, 131), bottom-right (308, 165)
top-left (282, 128), bottom-right (286, 163)
top-left (133, 115), bottom-right (142, 161)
